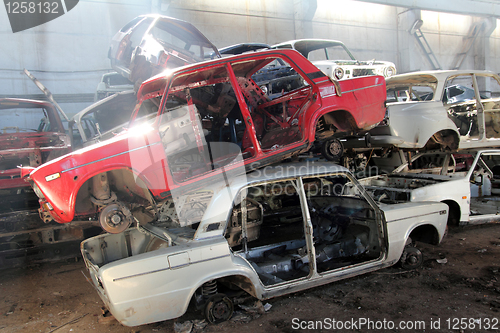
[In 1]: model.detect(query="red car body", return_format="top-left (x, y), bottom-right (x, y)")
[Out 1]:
top-left (1, 98), bottom-right (71, 213)
top-left (24, 49), bottom-right (386, 233)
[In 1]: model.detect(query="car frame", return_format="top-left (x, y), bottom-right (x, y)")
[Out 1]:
top-left (23, 49), bottom-right (386, 233)
top-left (358, 149), bottom-right (500, 226)
top-left (271, 39), bottom-right (397, 80)
top-left (81, 162), bottom-right (448, 326)
top-left (108, 14), bottom-right (221, 87)
top-left (346, 70), bottom-right (500, 151)
top-left (0, 98), bottom-right (71, 197)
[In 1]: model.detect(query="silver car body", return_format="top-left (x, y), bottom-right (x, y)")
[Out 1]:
top-left (360, 70), bottom-right (500, 150)
top-left (81, 162), bottom-right (447, 326)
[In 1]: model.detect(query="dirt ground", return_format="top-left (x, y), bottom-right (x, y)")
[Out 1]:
top-left (1, 224), bottom-right (499, 333)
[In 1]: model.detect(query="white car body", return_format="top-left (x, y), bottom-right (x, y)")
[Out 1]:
top-left (81, 162), bottom-right (447, 327)
top-left (94, 72), bottom-right (133, 101)
top-left (69, 91), bottom-right (137, 149)
top-left (355, 70), bottom-right (500, 150)
top-left (359, 149), bottom-right (500, 226)
top-left (271, 39), bottom-right (396, 80)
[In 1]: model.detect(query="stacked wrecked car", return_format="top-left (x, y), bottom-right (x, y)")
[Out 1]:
top-left (17, 13), bottom-right (470, 328)
top-left (0, 98), bottom-right (79, 266)
top-left (23, 48), bottom-right (386, 234)
top-left (80, 162), bottom-right (447, 326)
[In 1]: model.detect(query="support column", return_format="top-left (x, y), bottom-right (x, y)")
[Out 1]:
top-left (474, 17), bottom-right (497, 71)
top-left (293, 0), bottom-right (317, 39)
top-left (396, 8), bottom-right (422, 73)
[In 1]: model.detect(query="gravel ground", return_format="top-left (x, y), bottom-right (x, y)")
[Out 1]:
top-left (1, 224), bottom-right (499, 333)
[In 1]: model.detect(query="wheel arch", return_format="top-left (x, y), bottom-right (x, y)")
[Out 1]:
top-left (195, 274), bottom-right (258, 297)
top-left (73, 166), bottom-right (155, 216)
top-left (441, 199), bottom-right (461, 226)
top-left (408, 223), bottom-right (441, 245)
top-left (178, 273), bottom-right (258, 319)
top-left (422, 129), bottom-right (460, 150)
top-left (313, 109), bottom-right (358, 141)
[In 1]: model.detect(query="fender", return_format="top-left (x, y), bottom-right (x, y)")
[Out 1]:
top-left (28, 132), bottom-right (164, 223)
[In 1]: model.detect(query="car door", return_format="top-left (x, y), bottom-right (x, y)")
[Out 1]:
top-left (444, 74), bottom-right (481, 139)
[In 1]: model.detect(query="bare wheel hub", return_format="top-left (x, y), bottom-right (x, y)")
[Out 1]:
top-left (110, 213), bottom-right (122, 224)
top-left (321, 138), bottom-right (344, 161)
top-left (99, 203), bottom-right (133, 234)
top-left (204, 293), bottom-right (234, 324)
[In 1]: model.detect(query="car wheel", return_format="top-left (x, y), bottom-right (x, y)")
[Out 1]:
top-left (204, 293), bottom-right (234, 324)
top-left (321, 138), bottom-right (343, 161)
top-left (399, 246), bottom-right (423, 270)
top-left (99, 203), bottom-right (133, 234)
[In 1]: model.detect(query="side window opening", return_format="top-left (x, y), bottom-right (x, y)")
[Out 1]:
top-left (226, 174), bottom-right (383, 286)
top-left (160, 66), bottom-right (251, 183)
top-left (386, 85), bottom-right (434, 103)
top-left (247, 57), bottom-right (311, 150)
top-left (303, 175), bottom-right (382, 274)
top-left (445, 75), bottom-right (479, 138)
top-left (477, 75), bottom-right (500, 139)
top-left (226, 180), bottom-right (309, 286)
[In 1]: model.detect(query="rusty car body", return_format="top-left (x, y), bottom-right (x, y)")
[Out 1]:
top-left (0, 98), bottom-right (96, 267)
top-left (271, 39), bottom-right (397, 80)
top-left (81, 162), bottom-right (448, 326)
top-left (23, 49), bottom-right (386, 234)
top-left (108, 14), bottom-right (221, 87)
top-left (0, 98), bottom-right (71, 212)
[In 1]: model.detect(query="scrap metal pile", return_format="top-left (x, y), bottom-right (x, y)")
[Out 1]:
top-left (5, 13), bottom-right (500, 328)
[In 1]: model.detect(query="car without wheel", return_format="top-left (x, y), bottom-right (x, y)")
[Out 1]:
top-left (344, 70), bottom-right (500, 151)
top-left (0, 98), bottom-right (71, 215)
top-left (80, 162), bottom-right (448, 326)
top-left (69, 90), bottom-right (137, 150)
top-left (22, 49), bottom-right (386, 233)
top-left (358, 149), bottom-right (500, 226)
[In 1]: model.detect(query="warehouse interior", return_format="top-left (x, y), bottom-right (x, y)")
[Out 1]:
top-left (3, 1), bottom-right (500, 331)
top-left (1, 0), bottom-right (499, 115)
